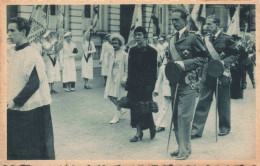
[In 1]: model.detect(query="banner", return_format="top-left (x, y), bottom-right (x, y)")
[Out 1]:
top-left (127, 4), bottom-right (142, 47)
top-left (27, 5), bottom-right (49, 43)
top-left (55, 5), bottom-right (66, 54)
top-left (226, 5), bottom-right (240, 36)
top-left (190, 4), bottom-right (206, 32)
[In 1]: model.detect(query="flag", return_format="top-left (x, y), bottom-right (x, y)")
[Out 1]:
top-left (190, 4), bottom-right (206, 32)
top-left (27, 5), bottom-right (49, 43)
top-left (226, 5), bottom-right (240, 36)
top-left (151, 14), bottom-right (160, 36)
top-left (55, 5), bottom-right (66, 54)
top-left (127, 4), bottom-right (142, 46)
top-left (92, 5), bottom-right (99, 33)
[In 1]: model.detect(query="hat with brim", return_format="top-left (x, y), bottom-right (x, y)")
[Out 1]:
top-left (207, 60), bottom-right (225, 78)
top-left (64, 32), bottom-right (72, 38)
top-left (159, 37), bottom-right (164, 41)
top-left (43, 30), bottom-right (51, 38)
top-left (165, 62), bottom-right (183, 84)
top-left (110, 33), bottom-right (125, 47)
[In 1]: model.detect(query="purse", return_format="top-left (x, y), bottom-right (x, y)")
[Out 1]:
top-left (118, 96), bottom-right (132, 109)
top-left (138, 100), bottom-right (158, 114)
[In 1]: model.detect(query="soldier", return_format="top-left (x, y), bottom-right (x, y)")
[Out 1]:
top-left (168, 9), bottom-right (208, 160)
top-left (191, 15), bottom-right (239, 139)
top-left (242, 33), bottom-right (256, 89)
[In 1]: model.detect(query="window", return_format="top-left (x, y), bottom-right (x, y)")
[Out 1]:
top-left (84, 5), bottom-right (91, 18)
top-left (50, 5), bottom-right (56, 15)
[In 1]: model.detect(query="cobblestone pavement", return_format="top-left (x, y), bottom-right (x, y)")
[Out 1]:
top-left (50, 69), bottom-right (256, 160)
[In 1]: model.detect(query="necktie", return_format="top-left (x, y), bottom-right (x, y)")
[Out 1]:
top-left (211, 35), bottom-right (216, 43)
top-left (176, 32), bottom-right (179, 42)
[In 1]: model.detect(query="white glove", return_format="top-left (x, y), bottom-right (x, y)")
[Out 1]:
top-left (175, 61), bottom-right (185, 71)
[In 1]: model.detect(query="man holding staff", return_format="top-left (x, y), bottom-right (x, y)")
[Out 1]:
top-left (168, 9), bottom-right (208, 160)
top-left (191, 15), bottom-right (239, 139)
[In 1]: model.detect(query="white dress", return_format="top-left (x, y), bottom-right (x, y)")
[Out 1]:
top-left (100, 41), bottom-right (113, 76)
top-left (81, 40), bottom-right (96, 79)
top-left (104, 49), bottom-right (128, 99)
top-left (42, 41), bottom-right (61, 83)
top-left (60, 41), bottom-right (77, 83)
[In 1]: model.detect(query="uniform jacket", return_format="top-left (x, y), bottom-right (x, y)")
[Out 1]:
top-left (169, 29), bottom-right (208, 84)
top-left (202, 32), bottom-right (239, 87)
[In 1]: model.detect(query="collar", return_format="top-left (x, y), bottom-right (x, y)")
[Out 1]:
top-left (214, 29), bottom-right (221, 38)
top-left (15, 42), bottom-right (30, 51)
top-left (178, 27), bottom-right (187, 38)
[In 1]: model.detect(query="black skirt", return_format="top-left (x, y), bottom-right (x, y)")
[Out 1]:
top-left (127, 90), bottom-right (155, 130)
top-left (7, 105), bottom-right (55, 160)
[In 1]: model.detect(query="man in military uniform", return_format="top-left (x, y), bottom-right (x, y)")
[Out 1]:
top-left (191, 15), bottom-right (239, 139)
top-left (242, 33), bottom-right (256, 89)
top-left (168, 9), bottom-right (208, 160)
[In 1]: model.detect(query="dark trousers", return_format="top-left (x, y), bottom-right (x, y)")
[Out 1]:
top-left (172, 84), bottom-right (197, 157)
top-left (191, 81), bottom-right (231, 137)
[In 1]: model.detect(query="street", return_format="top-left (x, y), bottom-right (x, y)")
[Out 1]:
top-left (50, 68), bottom-right (256, 160)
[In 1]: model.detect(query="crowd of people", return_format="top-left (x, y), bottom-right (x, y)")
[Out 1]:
top-left (6, 7), bottom-right (256, 160)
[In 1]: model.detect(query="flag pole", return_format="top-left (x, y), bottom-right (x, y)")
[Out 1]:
top-left (147, 4), bottom-right (156, 37)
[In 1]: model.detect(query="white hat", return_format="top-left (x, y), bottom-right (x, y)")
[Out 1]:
top-left (110, 33), bottom-right (125, 47)
top-left (152, 36), bottom-right (159, 39)
top-left (43, 30), bottom-right (51, 38)
top-left (64, 32), bottom-right (72, 38)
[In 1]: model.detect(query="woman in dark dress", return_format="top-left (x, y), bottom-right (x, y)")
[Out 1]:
top-left (125, 26), bottom-right (158, 142)
top-left (230, 35), bottom-right (248, 99)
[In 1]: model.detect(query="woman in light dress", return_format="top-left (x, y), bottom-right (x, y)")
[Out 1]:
top-left (82, 28), bottom-right (96, 89)
top-left (42, 31), bottom-right (61, 94)
top-left (104, 33), bottom-right (128, 124)
top-left (60, 32), bottom-right (78, 92)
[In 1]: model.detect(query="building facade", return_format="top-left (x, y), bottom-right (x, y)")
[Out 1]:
top-left (7, 4), bottom-right (255, 63)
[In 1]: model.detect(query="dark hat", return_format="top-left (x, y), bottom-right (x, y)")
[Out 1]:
top-left (134, 26), bottom-right (147, 35)
top-left (231, 34), bottom-right (241, 41)
top-left (165, 62), bottom-right (183, 84)
top-left (207, 60), bottom-right (225, 78)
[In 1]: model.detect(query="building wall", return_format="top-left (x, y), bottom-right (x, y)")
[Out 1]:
top-left (7, 4), bottom-right (256, 62)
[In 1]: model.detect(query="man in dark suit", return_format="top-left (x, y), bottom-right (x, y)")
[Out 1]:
top-left (169, 9), bottom-right (208, 160)
top-left (191, 15), bottom-right (239, 139)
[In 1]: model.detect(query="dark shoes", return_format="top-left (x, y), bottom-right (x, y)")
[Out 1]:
top-left (156, 127), bottom-right (165, 132)
top-left (50, 90), bottom-right (58, 94)
top-left (170, 150), bottom-right (179, 157)
top-left (218, 131), bottom-right (230, 136)
top-left (130, 132), bottom-right (143, 142)
top-left (84, 85), bottom-right (92, 89)
top-left (191, 134), bottom-right (201, 139)
top-left (150, 127), bottom-right (156, 139)
top-left (170, 150), bottom-right (190, 160)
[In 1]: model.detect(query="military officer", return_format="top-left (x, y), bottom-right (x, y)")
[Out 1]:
top-left (191, 15), bottom-right (239, 139)
top-left (168, 9), bottom-right (208, 160)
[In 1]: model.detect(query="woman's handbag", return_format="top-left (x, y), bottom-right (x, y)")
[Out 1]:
top-left (118, 96), bottom-right (132, 109)
top-left (138, 100), bottom-right (158, 114)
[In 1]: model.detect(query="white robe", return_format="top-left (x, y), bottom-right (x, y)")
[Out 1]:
top-left (100, 41), bottom-right (113, 76)
top-left (81, 40), bottom-right (96, 79)
top-left (42, 41), bottom-right (61, 83)
top-left (60, 41), bottom-right (77, 83)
